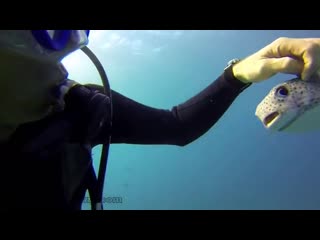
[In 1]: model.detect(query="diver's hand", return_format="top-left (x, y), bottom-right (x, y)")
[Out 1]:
top-left (232, 37), bottom-right (320, 83)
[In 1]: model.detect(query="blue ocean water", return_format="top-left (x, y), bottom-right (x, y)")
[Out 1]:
top-left (62, 30), bottom-right (320, 210)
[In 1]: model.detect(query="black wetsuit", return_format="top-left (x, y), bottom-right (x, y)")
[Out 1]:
top-left (0, 67), bottom-right (251, 210)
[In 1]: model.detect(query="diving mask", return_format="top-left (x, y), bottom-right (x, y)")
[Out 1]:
top-left (0, 30), bottom-right (90, 62)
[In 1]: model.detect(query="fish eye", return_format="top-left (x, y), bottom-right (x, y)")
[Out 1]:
top-left (275, 86), bottom-right (289, 97)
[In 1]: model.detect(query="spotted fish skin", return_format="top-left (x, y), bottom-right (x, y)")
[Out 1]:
top-left (255, 77), bottom-right (320, 132)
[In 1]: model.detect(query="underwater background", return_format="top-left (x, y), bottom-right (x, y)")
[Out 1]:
top-left (62, 30), bottom-right (320, 210)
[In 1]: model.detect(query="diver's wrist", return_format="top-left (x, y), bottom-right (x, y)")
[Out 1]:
top-left (224, 59), bottom-right (252, 91)
top-left (224, 58), bottom-right (251, 84)
top-left (231, 63), bottom-right (251, 84)
top-left (232, 61), bottom-right (251, 84)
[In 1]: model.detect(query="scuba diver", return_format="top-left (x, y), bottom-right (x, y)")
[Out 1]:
top-left (0, 30), bottom-right (319, 210)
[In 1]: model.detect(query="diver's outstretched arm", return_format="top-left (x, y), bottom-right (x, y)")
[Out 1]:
top-left (92, 66), bottom-right (250, 146)
top-left (93, 37), bottom-right (320, 146)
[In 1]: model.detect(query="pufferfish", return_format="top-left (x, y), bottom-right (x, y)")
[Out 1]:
top-left (255, 76), bottom-right (320, 132)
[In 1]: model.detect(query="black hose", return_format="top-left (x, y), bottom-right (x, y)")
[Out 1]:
top-left (81, 46), bottom-right (113, 210)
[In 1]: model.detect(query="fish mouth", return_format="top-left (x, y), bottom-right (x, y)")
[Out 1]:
top-left (263, 111), bottom-right (280, 127)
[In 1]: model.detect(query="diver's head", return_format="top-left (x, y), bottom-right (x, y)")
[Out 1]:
top-left (0, 30), bottom-right (90, 138)
top-left (0, 30), bottom-right (89, 63)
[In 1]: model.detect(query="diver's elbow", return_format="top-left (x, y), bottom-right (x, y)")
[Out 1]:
top-left (174, 136), bottom-right (197, 147)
